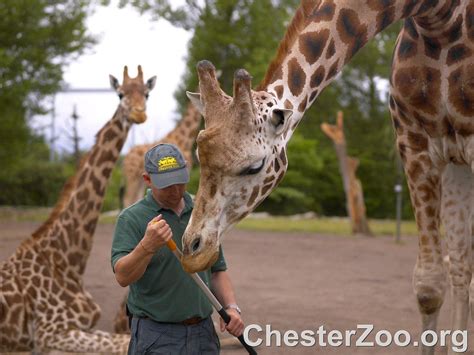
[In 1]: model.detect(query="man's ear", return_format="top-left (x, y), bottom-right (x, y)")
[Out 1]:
top-left (142, 173), bottom-right (151, 185)
top-left (186, 91), bottom-right (204, 115)
top-left (270, 108), bottom-right (293, 136)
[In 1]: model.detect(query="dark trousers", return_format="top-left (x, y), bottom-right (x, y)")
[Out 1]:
top-left (128, 317), bottom-right (220, 355)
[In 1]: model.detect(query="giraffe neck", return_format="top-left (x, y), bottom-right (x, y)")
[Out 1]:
top-left (163, 103), bottom-right (201, 154)
top-left (262, 0), bottom-right (452, 142)
top-left (41, 106), bottom-right (131, 277)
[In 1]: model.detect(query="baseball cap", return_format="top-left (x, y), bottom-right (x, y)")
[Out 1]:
top-left (144, 143), bottom-right (190, 189)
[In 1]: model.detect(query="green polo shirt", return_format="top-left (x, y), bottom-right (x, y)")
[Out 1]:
top-left (111, 189), bottom-right (227, 323)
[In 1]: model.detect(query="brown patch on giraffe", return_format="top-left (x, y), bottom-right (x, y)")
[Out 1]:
top-left (392, 117), bottom-right (403, 135)
top-left (274, 85), bottom-right (284, 100)
top-left (102, 167), bottom-right (112, 179)
top-left (284, 100), bottom-right (294, 110)
top-left (309, 90), bottom-right (319, 104)
top-left (444, 14), bottom-right (463, 43)
top-left (425, 206), bottom-right (436, 218)
top-left (209, 184), bottom-right (217, 198)
top-left (96, 150), bottom-right (115, 166)
top-left (326, 39), bottom-right (336, 59)
top-left (417, 182), bottom-right (436, 202)
top-left (413, 112), bottom-right (438, 137)
top-left (280, 148), bottom-right (287, 166)
top-left (408, 160), bottom-right (424, 182)
top-left (404, 18), bottom-right (419, 39)
top-left (397, 34), bottom-right (417, 61)
top-left (393, 67), bottom-right (441, 115)
top-left (467, 3), bottom-right (474, 41)
top-left (76, 189), bottom-right (90, 203)
top-left (398, 142), bottom-right (407, 161)
top-left (247, 186), bottom-right (260, 207)
top-left (299, 29), bottom-right (330, 65)
top-left (298, 96), bottom-right (308, 112)
top-left (102, 127), bottom-right (118, 142)
top-left (310, 66), bottom-right (326, 88)
top-left (287, 58), bottom-right (306, 97)
top-left (446, 44), bottom-right (472, 66)
top-left (366, 0), bottom-right (396, 32)
top-left (311, 0), bottom-right (335, 22)
top-left (402, 0), bottom-right (418, 17)
top-left (448, 65), bottom-right (474, 116)
top-left (275, 171), bottom-right (286, 186)
top-left (326, 60), bottom-right (339, 81)
top-left (274, 158), bottom-right (281, 173)
top-left (422, 35), bottom-right (441, 60)
top-left (263, 176), bottom-right (275, 185)
top-left (336, 8), bottom-right (368, 63)
top-left (442, 116), bottom-right (456, 140)
top-left (261, 184), bottom-right (273, 197)
top-left (407, 131), bottom-right (429, 152)
top-left (90, 173), bottom-right (103, 196)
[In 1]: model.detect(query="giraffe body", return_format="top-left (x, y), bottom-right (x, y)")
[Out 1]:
top-left (0, 66), bottom-right (156, 352)
top-left (180, 1), bottom-right (474, 354)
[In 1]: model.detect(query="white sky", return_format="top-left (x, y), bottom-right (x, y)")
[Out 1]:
top-left (33, 2), bottom-right (192, 155)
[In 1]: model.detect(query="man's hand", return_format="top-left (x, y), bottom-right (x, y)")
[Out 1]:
top-left (140, 215), bottom-right (172, 254)
top-left (220, 308), bottom-right (244, 337)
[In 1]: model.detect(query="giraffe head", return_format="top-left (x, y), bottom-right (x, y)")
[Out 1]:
top-left (109, 65), bottom-right (156, 123)
top-left (181, 60), bottom-right (293, 272)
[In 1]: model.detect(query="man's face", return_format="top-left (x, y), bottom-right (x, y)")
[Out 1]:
top-left (154, 183), bottom-right (186, 206)
top-left (143, 172), bottom-right (186, 206)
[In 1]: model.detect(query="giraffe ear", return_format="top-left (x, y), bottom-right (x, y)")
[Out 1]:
top-left (186, 91), bottom-right (204, 115)
top-left (146, 76), bottom-right (157, 91)
top-left (270, 108), bottom-right (293, 136)
top-left (109, 75), bottom-right (120, 91)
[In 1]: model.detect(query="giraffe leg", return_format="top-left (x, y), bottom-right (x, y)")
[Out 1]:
top-left (36, 326), bottom-right (130, 353)
top-left (401, 150), bottom-right (446, 355)
top-left (441, 164), bottom-right (472, 355)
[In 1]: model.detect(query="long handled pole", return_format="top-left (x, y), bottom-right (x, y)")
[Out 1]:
top-left (166, 239), bottom-right (257, 355)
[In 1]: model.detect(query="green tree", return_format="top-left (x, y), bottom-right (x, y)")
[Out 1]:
top-left (0, 0), bottom-right (95, 205)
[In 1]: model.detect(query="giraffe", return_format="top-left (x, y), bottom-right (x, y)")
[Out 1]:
top-left (0, 65), bottom-right (156, 352)
top-left (180, 1), bottom-right (474, 354)
top-left (121, 101), bottom-right (202, 208)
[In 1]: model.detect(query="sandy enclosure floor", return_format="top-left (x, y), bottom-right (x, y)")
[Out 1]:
top-left (0, 221), bottom-right (472, 354)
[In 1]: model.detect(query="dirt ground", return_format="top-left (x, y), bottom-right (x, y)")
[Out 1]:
top-left (1, 221), bottom-right (473, 354)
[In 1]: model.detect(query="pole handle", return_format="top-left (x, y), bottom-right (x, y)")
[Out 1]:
top-left (166, 239), bottom-right (177, 251)
top-left (217, 308), bottom-right (257, 355)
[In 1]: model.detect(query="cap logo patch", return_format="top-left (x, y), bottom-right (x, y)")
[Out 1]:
top-left (158, 156), bottom-right (179, 171)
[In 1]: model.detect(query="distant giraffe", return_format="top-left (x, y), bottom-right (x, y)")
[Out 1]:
top-left (0, 66), bottom-right (156, 352)
top-left (122, 102), bottom-right (202, 207)
top-left (180, 1), bottom-right (474, 354)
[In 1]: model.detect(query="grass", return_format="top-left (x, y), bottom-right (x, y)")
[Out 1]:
top-left (236, 216), bottom-right (418, 237)
top-left (0, 206), bottom-right (418, 237)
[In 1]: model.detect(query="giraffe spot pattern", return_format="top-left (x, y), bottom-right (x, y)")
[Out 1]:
top-left (467, 3), bottom-right (474, 41)
top-left (336, 8), bottom-right (368, 63)
top-left (274, 85), bottom-right (284, 100)
top-left (310, 66), bottom-right (326, 88)
top-left (422, 35), bottom-right (441, 60)
top-left (287, 57), bottom-right (306, 97)
top-left (404, 18), bottom-right (419, 39)
top-left (448, 65), bottom-right (474, 117)
top-left (247, 186), bottom-right (260, 207)
top-left (311, 0), bottom-right (336, 22)
top-left (446, 44), bottom-right (472, 65)
top-left (326, 38), bottom-right (336, 59)
top-left (398, 35), bottom-right (418, 60)
top-left (299, 29), bottom-right (330, 65)
top-left (393, 67), bottom-right (441, 115)
top-left (407, 131), bottom-right (429, 152)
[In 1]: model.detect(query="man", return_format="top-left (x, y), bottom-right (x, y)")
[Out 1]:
top-left (111, 143), bottom-right (244, 354)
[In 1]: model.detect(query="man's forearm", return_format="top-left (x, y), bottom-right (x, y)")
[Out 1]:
top-left (114, 242), bottom-right (155, 287)
top-left (211, 271), bottom-right (237, 308)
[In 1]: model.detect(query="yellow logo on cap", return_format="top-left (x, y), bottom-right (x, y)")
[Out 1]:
top-left (158, 156), bottom-right (179, 171)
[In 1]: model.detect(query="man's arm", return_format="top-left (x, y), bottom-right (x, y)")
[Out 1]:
top-left (211, 271), bottom-right (244, 337)
top-left (114, 215), bottom-right (172, 287)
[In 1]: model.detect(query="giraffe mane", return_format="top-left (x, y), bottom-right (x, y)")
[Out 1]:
top-left (257, 0), bottom-right (321, 91)
top-left (31, 153), bottom-right (90, 239)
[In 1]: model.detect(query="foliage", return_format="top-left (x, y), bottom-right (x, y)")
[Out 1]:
top-left (0, 0), bottom-right (96, 206)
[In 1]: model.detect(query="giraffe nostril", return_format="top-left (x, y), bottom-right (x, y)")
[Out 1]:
top-left (191, 237), bottom-right (201, 253)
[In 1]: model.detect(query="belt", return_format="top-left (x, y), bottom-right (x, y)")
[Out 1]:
top-left (137, 315), bottom-right (204, 326)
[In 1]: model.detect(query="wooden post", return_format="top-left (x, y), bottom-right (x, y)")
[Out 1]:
top-left (321, 111), bottom-right (372, 236)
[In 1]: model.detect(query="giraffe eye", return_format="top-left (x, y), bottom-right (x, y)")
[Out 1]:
top-left (240, 158), bottom-right (266, 176)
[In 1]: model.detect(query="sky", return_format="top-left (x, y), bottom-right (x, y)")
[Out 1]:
top-left (33, 2), bottom-right (192, 155)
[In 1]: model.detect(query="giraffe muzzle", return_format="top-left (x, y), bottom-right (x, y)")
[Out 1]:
top-left (181, 233), bottom-right (219, 273)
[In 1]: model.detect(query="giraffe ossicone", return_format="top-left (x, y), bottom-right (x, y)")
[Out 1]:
top-left (0, 65), bottom-right (156, 353)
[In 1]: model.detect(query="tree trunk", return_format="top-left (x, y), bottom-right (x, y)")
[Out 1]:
top-left (321, 111), bottom-right (372, 236)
